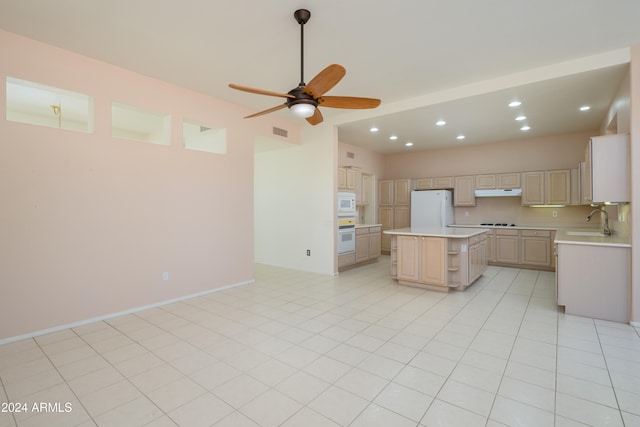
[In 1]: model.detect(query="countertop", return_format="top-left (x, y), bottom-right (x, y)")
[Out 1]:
top-left (384, 227), bottom-right (489, 238)
top-left (355, 224), bottom-right (382, 228)
top-left (554, 228), bottom-right (631, 248)
top-left (448, 223), bottom-right (631, 247)
top-left (450, 224), bottom-right (555, 231)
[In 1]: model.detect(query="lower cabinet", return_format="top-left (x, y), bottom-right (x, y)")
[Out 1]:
top-left (392, 233), bottom-right (488, 291)
top-left (495, 229), bottom-right (519, 264)
top-left (488, 228), bottom-right (555, 270)
top-left (520, 230), bottom-right (552, 267)
top-left (340, 226), bottom-right (381, 271)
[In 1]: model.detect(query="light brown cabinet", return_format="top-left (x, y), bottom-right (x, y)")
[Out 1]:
top-left (545, 169), bottom-right (571, 205)
top-left (521, 169), bottom-right (570, 206)
top-left (394, 206), bottom-right (410, 228)
top-left (495, 229), bottom-right (519, 264)
top-left (498, 173), bottom-right (521, 189)
top-left (415, 177), bottom-right (454, 190)
top-left (420, 237), bottom-right (446, 285)
top-left (520, 230), bottom-right (552, 267)
top-left (476, 173), bottom-right (520, 190)
top-left (355, 230), bottom-right (370, 264)
top-left (394, 179), bottom-right (412, 205)
top-left (396, 235), bottom-right (421, 282)
top-left (342, 226), bottom-right (381, 271)
top-left (338, 167), bottom-right (356, 191)
top-left (521, 171), bottom-right (545, 205)
top-left (391, 232), bottom-right (488, 291)
top-left (396, 235), bottom-right (446, 287)
top-left (361, 174), bottom-right (371, 205)
top-left (379, 206), bottom-right (394, 253)
top-left (485, 230), bottom-right (496, 262)
top-left (454, 175), bottom-right (475, 206)
top-left (369, 229), bottom-right (381, 258)
top-left (379, 179), bottom-right (413, 253)
top-left (415, 178), bottom-right (434, 190)
top-left (489, 228), bottom-right (555, 270)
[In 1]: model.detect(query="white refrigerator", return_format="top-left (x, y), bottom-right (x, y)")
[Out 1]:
top-left (410, 190), bottom-right (454, 228)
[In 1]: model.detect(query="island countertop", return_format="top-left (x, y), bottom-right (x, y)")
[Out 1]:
top-left (383, 227), bottom-right (489, 238)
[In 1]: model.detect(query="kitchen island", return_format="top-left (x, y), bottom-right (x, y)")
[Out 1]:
top-left (384, 227), bottom-right (489, 291)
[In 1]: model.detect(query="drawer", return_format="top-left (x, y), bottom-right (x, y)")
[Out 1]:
top-left (495, 229), bottom-right (518, 236)
top-left (520, 230), bottom-right (551, 237)
top-left (369, 226), bottom-right (381, 234)
top-left (338, 253), bottom-right (356, 268)
top-left (356, 227), bottom-right (369, 235)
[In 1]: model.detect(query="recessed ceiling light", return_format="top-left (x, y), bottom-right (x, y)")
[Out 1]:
top-left (520, 125), bottom-right (531, 131)
top-left (456, 135), bottom-right (465, 140)
top-left (369, 127), bottom-right (379, 132)
top-left (509, 101), bottom-right (522, 107)
top-left (405, 142), bottom-right (413, 147)
top-left (436, 120), bottom-right (446, 126)
top-left (579, 105), bottom-right (591, 111)
top-left (389, 135), bottom-right (398, 140)
top-left (515, 115), bottom-right (527, 121)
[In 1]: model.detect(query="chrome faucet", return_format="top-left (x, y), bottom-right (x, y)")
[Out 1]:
top-left (587, 209), bottom-right (612, 235)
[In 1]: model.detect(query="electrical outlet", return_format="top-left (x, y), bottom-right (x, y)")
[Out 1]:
top-left (552, 211), bottom-right (558, 218)
top-left (162, 272), bottom-right (169, 281)
top-left (306, 249), bottom-right (311, 256)
top-left (464, 211), bottom-right (469, 217)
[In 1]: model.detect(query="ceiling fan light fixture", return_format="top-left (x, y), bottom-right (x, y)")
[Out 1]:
top-left (290, 102), bottom-right (316, 118)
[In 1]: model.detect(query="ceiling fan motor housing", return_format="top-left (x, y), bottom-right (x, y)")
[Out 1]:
top-left (287, 86), bottom-right (318, 109)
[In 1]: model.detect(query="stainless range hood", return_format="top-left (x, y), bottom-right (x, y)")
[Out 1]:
top-left (474, 188), bottom-right (522, 197)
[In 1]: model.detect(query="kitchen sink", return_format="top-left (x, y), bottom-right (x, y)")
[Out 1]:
top-left (566, 231), bottom-right (606, 236)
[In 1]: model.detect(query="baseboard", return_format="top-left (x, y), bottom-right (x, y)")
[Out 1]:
top-left (0, 279), bottom-right (255, 346)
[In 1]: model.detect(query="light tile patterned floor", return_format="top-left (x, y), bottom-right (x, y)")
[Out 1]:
top-left (1, 257), bottom-right (639, 426)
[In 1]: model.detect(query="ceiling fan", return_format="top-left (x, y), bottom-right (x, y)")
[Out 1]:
top-left (229, 9), bottom-right (381, 125)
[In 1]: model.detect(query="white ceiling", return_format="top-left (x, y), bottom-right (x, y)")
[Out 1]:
top-left (1, 1), bottom-right (639, 154)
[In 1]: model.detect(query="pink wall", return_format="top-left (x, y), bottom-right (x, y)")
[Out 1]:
top-left (382, 131), bottom-right (593, 179)
top-left (0, 30), bottom-right (260, 340)
top-left (338, 141), bottom-right (385, 176)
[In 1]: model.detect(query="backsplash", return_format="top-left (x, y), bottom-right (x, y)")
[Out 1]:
top-left (453, 197), bottom-right (600, 228)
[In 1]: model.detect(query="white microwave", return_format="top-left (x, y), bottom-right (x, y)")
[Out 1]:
top-left (338, 192), bottom-right (356, 216)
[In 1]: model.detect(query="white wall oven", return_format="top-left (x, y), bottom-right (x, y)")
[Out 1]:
top-left (338, 192), bottom-right (356, 217)
top-left (338, 217), bottom-right (356, 255)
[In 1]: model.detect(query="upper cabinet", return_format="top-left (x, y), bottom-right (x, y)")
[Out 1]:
top-left (545, 169), bottom-right (571, 205)
top-left (394, 179), bottom-right (412, 205)
top-left (415, 177), bottom-right (454, 190)
top-left (583, 134), bottom-right (629, 204)
top-left (521, 169), bottom-right (571, 206)
top-left (453, 176), bottom-right (476, 206)
top-left (521, 171), bottom-right (545, 205)
top-left (475, 173), bottom-right (520, 190)
top-left (338, 167), bottom-right (355, 191)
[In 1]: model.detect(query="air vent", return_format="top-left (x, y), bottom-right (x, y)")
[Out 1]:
top-left (346, 152), bottom-right (355, 159)
top-left (272, 126), bottom-right (288, 138)
top-left (199, 126), bottom-right (211, 132)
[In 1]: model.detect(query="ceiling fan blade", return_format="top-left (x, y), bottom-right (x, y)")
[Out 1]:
top-left (306, 108), bottom-right (323, 125)
top-left (318, 96), bottom-right (381, 109)
top-left (229, 84), bottom-right (295, 99)
top-left (303, 64), bottom-right (346, 98)
top-left (244, 103), bottom-right (287, 119)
